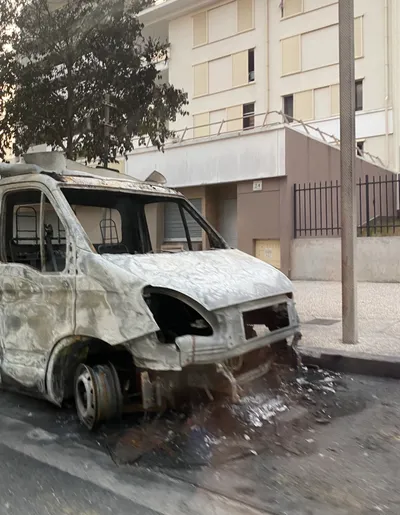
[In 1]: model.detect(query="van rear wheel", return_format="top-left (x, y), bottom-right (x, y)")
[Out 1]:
top-left (74, 362), bottom-right (123, 430)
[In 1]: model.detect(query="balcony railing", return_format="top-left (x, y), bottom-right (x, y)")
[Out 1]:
top-left (132, 110), bottom-right (386, 168)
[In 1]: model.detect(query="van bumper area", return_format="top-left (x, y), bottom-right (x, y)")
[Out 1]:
top-left (133, 330), bottom-right (301, 411)
top-left (123, 295), bottom-right (301, 410)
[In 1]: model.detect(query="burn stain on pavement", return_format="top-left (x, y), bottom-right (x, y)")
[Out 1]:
top-left (0, 361), bottom-right (372, 472)
top-left (0, 373), bottom-right (397, 515)
top-left (103, 365), bottom-right (369, 470)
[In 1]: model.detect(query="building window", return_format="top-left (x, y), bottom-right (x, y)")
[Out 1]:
top-left (355, 79), bottom-right (363, 111)
top-left (283, 94), bottom-right (294, 120)
top-left (193, 62), bottom-right (209, 97)
top-left (164, 198), bottom-right (203, 242)
top-left (281, 35), bottom-right (301, 75)
top-left (193, 112), bottom-right (210, 138)
top-left (356, 140), bottom-right (365, 157)
top-left (237, 0), bottom-right (254, 33)
top-left (243, 102), bottom-right (255, 129)
top-left (281, 0), bottom-right (303, 18)
top-left (193, 12), bottom-right (207, 47)
top-left (248, 48), bottom-right (255, 82)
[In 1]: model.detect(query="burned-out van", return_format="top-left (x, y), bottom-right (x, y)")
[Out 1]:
top-left (0, 153), bottom-right (301, 429)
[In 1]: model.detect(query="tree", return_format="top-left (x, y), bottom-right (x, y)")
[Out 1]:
top-left (0, 0), bottom-right (188, 164)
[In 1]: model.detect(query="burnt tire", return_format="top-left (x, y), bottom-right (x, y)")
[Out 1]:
top-left (74, 362), bottom-right (123, 431)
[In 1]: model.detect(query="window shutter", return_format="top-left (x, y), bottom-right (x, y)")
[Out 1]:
top-left (232, 51), bottom-right (248, 87)
top-left (281, 35), bottom-right (301, 75)
top-left (164, 199), bottom-right (203, 240)
top-left (193, 12), bottom-right (207, 47)
top-left (227, 105), bottom-right (243, 131)
top-left (282, 0), bottom-right (303, 18)
top-left (294, 90), bottom-right (313, 121)
top-left (194, 62), bottom-right (209, 97)
top-left (331, 84), bottom-right (340, 116)
top-left (354, 17), bottom-right (363, 58)
top-left (237, 0), bottom-right (253, 32)
top-left (314, 86), bottom-right (331, 120)
top-left (193, 112), bottom-right (210, 138)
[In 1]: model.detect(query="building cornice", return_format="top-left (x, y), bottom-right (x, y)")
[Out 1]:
top-left (138, 0), bottom-right (218, 25)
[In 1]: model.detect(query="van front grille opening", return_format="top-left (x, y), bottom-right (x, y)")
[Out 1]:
top-left (243, 303), bottom-right (289, 340)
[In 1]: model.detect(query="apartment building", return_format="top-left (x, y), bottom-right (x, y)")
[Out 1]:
top-left (126, 0), bottom-right (397, 275)
top-left (137, 0), bottom-right (395, 158)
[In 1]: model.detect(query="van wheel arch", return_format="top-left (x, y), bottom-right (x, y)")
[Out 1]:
top-left (45, 336), bottom-right (134, 407)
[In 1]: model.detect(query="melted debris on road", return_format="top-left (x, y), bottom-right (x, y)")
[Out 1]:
top-left (104, 363), bottom-right (364, 469)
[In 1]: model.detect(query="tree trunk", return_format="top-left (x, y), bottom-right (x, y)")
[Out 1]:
top-left (66, 63), bottom-right (74, 160)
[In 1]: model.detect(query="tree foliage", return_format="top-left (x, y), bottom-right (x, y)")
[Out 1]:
top-left (0, 0), bottom-right (188, 163)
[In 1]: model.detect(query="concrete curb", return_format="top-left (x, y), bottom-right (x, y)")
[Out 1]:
top-left (299, 346), bottom-right (400, 379)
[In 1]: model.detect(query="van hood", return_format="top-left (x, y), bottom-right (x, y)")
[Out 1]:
top-left (102, 249), bottom-right (293, 311)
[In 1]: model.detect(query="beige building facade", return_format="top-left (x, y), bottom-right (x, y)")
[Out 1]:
top-left (138, 0), bottom-right (395, 167)
top-left (126, 0), bottom-right (398, 275)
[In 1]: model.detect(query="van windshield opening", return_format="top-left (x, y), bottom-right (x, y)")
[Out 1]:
top-left (61, 188), bottom-right (227, 254)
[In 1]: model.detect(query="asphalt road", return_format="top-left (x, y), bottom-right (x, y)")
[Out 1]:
top-left (0, 374), bottom-right (400, 515)
top-left (0, 444), bottom-right (161, 515)
top-left (0, 390), bottom-right (262, 515)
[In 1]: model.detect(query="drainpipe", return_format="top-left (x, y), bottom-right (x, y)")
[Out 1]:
top-left (384, 0), bottom-right (390, 167)
top-left (392, 0), bottom-right (400, 173)
top-left (266, 0), bottom-right (270, 116)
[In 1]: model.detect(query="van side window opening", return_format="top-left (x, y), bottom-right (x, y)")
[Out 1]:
top-left (3, 190), bottom-right (67, 272)
top-left (61, 188), bottom-right (226, 254)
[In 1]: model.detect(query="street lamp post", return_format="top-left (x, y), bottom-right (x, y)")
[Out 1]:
top-left (339, 0), bottom-right (358, 344)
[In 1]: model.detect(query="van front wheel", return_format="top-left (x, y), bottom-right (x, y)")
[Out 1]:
top-left (74, 362), bottom-right (123, 430)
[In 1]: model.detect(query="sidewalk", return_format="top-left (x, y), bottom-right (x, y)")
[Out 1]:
top-left (294, 281), bottom-right (400, 372)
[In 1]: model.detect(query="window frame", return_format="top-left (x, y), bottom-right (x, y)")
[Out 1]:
top-left (281, 0), bottom-right (304, 19)
top-left (356, 140), bottom-right (365, 157)
top-left (1, 186), bottom-right (69, 274)
top-left (192, 11), bottom-right (208, 48)
top-left (243, 102), bottom-right (255, 130)
top-left (58, 186), bottom-right (228, 253)
top-left (283, 94), bottom-right (294, 120)
top-left (248, 48), bottom-right (255, 83)
top-left (355, 79), bottom-right (363, 112)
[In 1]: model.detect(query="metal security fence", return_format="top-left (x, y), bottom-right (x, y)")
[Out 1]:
top-left (294, 175), bottom-right (400, 238)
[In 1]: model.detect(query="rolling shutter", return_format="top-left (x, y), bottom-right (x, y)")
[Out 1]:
top-left (164, 198), bottom-right (203, 241)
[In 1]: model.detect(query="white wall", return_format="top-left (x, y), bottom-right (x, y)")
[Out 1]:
top-left (299, 109), bottom-right (393, 141)
top-left (291, 108), bottom-right (394, 167)
top-left (127, 127), bottom-right (286, 188)
top-left (292, 237), bottom-right (400, 282)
